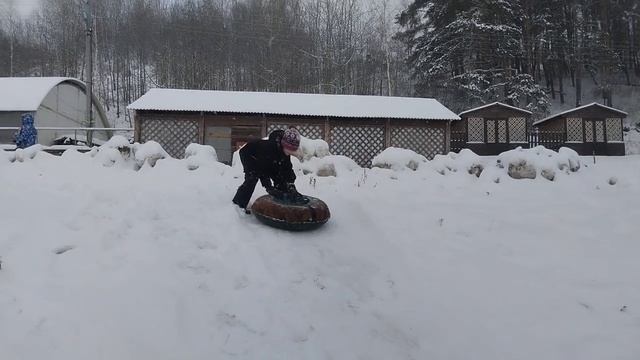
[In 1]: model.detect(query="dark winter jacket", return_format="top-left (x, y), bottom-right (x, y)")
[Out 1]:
top-left (15, 113), bottom-right (37, 149)
top-left (239, 130), bottom-right (296, 191)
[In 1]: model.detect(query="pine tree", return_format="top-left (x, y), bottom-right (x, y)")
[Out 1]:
top-left (397, 0), bottom-right (550, 114)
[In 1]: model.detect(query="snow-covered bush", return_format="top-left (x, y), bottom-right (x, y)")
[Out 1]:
top-left (430, 149), bottom-right (484, 177)
top-left (372, 147), bottom-right (427, 171)
top-left (13, 144), bottom-right (44, 163)
top-left (185, 143), bottom-right (218, 170)
top-left (99, 135), bottom-right (133, 158)
top-left (558, 147), bottom-right (581, 172)
top-left (94, 136), bottom-right (137, 168)
top-left (496, 146), bottom-right (581, 181)
top-left (299, 136), bottom-right (330, 161)
top-left (94, 147), bottom-right (127, 168)
top-left (0, 149), bottom-right (13, 165)
top-left (134, 141), bottom-right (170, 168)
top-left (92, 137), bottom-right (172, 170)
top-left (299, 155), bottom-right (360, 177)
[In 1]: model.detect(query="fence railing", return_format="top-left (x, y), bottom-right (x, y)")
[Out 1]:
top-left (450, 131), bottom-right (466, 153)
top-left (449, 130), bottom-right (567, 152)
top-left (0, 127), bottom-right (133, 148)
top-left (528, 131), bottom-right (566, 150)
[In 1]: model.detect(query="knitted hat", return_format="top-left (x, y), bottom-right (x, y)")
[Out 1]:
top-left (281, 128), bottom-right (301, 152)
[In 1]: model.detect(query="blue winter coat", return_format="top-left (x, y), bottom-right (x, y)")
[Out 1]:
top-left (15, 113), bottom-right (37, 149)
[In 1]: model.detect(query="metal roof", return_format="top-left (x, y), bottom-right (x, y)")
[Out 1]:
top-left (534, 102), bottom-right (628, 126)
top-left (0, 77), bottom-right (111, 128)
top-left (127, 89), bottom-right (461, 121)
top-left (458, 102), bottom-right (532, 116)
top-left (0, 77), bottom-right (80, 111)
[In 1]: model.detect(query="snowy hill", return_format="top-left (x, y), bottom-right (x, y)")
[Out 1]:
top-left (1, 145), bottom-right (639, 360)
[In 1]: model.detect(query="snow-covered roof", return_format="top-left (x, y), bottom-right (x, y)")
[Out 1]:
top-left (534, 102), bottom-right (628, 126)
top-left (0, 77), bottom-right (84, 111)
top-left (459, 102), bottom-right (532, 116)
top-left (127, 89), bottom-right (460, 121)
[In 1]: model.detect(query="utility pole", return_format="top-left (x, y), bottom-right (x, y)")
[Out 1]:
top-left (83, 0), bottom-right (94, 146)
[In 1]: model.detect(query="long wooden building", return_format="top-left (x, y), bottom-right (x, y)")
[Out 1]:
top-left (127, 89), bottom-right (460, 166)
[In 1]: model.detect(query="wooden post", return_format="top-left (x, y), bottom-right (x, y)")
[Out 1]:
top-left (324, 116), bottom-right (330, 143)
top-left (385, 118), bottom-right (391, 148)
top-left (199, 111), bottom-right (205, 144)
top-left (261, 114), bottom-right (267, 138)
top-left (505, 118), bottom-right (510, 145)
top-left (445, 120), bottom-right (451, 153)
top-left (134, 112), bottom-right (141, 142)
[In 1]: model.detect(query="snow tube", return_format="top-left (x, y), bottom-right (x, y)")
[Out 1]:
top-left (251, 194), bottom-right (331, 231)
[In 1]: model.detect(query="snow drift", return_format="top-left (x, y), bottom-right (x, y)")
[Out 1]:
top-left (1, 139), bottom-right (639, 360)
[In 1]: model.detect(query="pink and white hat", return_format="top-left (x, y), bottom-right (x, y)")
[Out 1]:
top-left (281, 128), bottom-right (301, 152)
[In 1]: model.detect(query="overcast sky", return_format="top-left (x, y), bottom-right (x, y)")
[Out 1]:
top-left (1, 0), bottom-right (39, 17)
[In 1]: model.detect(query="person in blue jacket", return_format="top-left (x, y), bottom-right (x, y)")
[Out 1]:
top-left (15, 113), bottom-right (38, 149)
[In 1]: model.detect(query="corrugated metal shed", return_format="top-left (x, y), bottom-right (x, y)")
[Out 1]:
top-left (0, 77), bottom-right (81, 111)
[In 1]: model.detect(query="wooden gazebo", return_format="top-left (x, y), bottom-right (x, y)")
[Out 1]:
top-left (451, 102), bottom-right (532, 155)
top-left (533, 103), bottom-right (626, 156)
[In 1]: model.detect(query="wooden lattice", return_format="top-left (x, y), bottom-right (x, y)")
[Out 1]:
top-left (566, 118), bottom-right (583, 142)
top-left (268, 123), bottom-right (325, 140)
top-left (497, 120), bottom-right (507, 143)
top-left (508, 118), bottom-right (527, 143)
top-left (595, 121), bottom-right (605, 142)
top-left (267, 123), bottom-right (288, 133)
top-left (606, 118), bottom-right (622, 141)
top-left (468, 117), bottom-right (484, 142)
top-left (486, 120), bottom-right (496, 143)
top-left (140, 119), bottom-right (199, 158)
top-left (330, 125), bottom-right (384, 167)
top-left (584, 120), bottom-right (594, 142)
top-left (390, 126), bottom-right (445, 160)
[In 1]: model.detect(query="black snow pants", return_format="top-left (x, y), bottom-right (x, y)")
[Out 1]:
top-left (232, 172), bottom-right (260, 209)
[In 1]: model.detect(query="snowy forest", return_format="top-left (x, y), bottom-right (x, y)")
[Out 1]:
top-left (397, 0), bottom-right (640, 114)
top-left (1, 0), bottom-right (639, 122)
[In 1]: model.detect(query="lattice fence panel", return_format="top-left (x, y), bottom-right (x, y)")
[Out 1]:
top-left (391, 126), bottom-right (445, 160)
top-left (566, 118), bottom-right (583, 142)
top-left (330, 125), bottom-right (384, 167)
top-left (584, 120), bottom-right (594, 142)
top-left (595, 121), bottom-right (605, 142)
top-left (268, 123), bottom-right (325, 140)
top-left (140, 119), bottom-right (199, 158)
top-left (497, 120), bottom-right (507, 143)
top-left (606, 118), bottom-right (622, 141)
top-left (267, 123), bottom-right (288, 134)
top-left (468, 117), bottom-right (484, 142)
top-left (486, 120), bottom-right (496, 143)
top-left (508, 117), bottom-right (527, 143)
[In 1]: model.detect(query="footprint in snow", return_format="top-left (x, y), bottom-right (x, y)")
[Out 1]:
top-left (53, 245), bottom-right (76, 255)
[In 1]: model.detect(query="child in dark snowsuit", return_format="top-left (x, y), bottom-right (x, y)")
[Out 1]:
top-left (232, 128), bottom-right (302, 213)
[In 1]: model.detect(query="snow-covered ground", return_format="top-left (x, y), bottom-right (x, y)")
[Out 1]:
top-left (1, 144), bottom-right (639, 360)
top-left (625, 129), bottom-right (640, 155)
